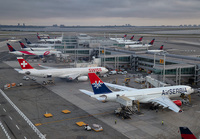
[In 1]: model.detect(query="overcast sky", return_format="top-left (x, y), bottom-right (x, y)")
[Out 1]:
top-left (1, 0), bottom-right (200, 26)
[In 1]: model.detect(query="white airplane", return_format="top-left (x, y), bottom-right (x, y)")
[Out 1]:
top-left (25, 38), bottom-right (59, 47)
top-left (16, 57), bottom-right (108, 81)
top-left (117, 36), bottom-right (143, 44)
top-left (147, 45), bottom-right (164, 53)
top-left (7, 43), bottom-right (62, 57)
top-left (19, 41), bottom-right (53, 51)
top-left (125, 39), bottom-right (155, 48)
top-left (80, 73), bottom-right (194, 113)
top-left (37, 33), bottom-right (63, 43)
top-left (37, 32), bottom-right (50, 39)
top-left (110, 34), bottom-right (127, 41)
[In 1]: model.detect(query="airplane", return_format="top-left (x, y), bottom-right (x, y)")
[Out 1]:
top-left (125, 38), bottom-right (155, 48)
top-left (79, 73), bottom-right (194, 113)
top-left (15, 57), bottom-right (108, 81)
top-left (147, 45), bottom-right (164, 53)
top-left (179, 127), bottom-right (197, 139)
top-left (37, 32), bottom-right (50, 39)
top-left (25, 38), bottom-right (59, 47)
top-left (37, 33), bottom-right (63, 43)
top-left (19, 41), bottom-right (53, 51)
top-left (7, 43), bottom-right (62, 57)
top-left (110, 34), bottom-right (127, 41)
top-left (116, 36), bottom-right (143, 45)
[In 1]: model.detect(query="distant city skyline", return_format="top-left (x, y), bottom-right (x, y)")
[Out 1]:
top-left (1, 0), bottom-right (200, 26)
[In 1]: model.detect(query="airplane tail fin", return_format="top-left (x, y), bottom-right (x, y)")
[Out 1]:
top-left (17, 57), bottom-right (34, 70)
top-left (138, 37), bottom-right (143, 42)
top-left (159, 45), bottom-right (164, 50)
top-left (123, 34), bottom-right (127, 38)
top-left (130, 35), bottom-right (134, 40)
top-left (25, 38), bottom-right (31, 44)
top-left (88, 73), bottom-right (112, 95)
top-left (19, 41), bottom-right (27, 49)
top-left (179, 127), bottom-right (197, 139)
top-left (149, 39), bottom-right (155, 45)
top-left (7, 43), bottom-right (16, 52)
top-left (37, 34), bottom-right (41, 40)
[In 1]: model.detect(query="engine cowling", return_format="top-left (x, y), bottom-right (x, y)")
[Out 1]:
top-left (97, 95), bottom-right (107, 102)
top-left (25, 71), bottom-right (31, 75)
top-left (77, 76), bottom-right (88, 81)
top-left (47, 74), bottom-right (52, 78)
top-left (173, 100), bottom-right (182, 107)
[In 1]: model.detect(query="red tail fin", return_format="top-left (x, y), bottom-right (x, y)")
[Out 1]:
top-left (159, 45), bottom-right (164, 50)
top-left (138, 37), bottom-right (143, 41)
top-left (17, 57), bottom-right (34, 69)
top-left (7, 43), bottom-right (16, 52)
top-left (149, 39), bottom-right (155, 45)
top-left (130, 35), bottom-right (134, 40)
top-left (37, 35), bottom-right (41, 40)
top-left (179, 127), bottom-right (197, 139)
top-left (19, 41), bottom-right (27, 48)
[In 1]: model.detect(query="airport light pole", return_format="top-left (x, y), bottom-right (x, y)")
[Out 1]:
top-left (163, 54), bottom-right (166, 83)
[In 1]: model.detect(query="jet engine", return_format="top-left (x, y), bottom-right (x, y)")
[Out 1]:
top-left (47, 74), bottom-right (52, 78)
top-left (97, 95), bottom-right (107, 102)
top-left (173, 100), bottom-right (182, 107)
top-left (77, 76), bottom-right (88, 81)
top-left (25, 71), bottom-right (31, 75)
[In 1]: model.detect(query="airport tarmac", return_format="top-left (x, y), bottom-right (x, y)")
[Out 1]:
top-left (2, 58), bottom-right (200, 139)
top-left (1, 31), bottom-right (200, 139)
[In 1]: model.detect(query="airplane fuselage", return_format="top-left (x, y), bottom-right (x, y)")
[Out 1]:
top-left (92, 85), bottom-right (193, 103)
top-left (18, 67), bottom-right (108, 79)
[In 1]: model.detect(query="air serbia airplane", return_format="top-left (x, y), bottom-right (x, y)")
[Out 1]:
top-left (16, 57), bottom-right (108, 81)
top-left (125, 38), bottom-right (155, 48)
top-left (19, 41), bottom-right (53, 51)
top-left (80, 73), bottom-right (194, 113)
top-left (7, 43), bottom-right (61, 57)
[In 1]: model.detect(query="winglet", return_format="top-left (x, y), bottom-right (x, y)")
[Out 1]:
top-left (88, 73), bottom-right (112, 94)
top-left (17, 57), bottom-right (34, 69)
top-left (7, 43), bottom-right (16, 52)
top-left (179, 127), bottom-right (197, 139)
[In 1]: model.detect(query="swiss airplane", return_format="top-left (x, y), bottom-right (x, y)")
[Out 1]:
top-left (80, 73), bottom-right (194, 113)
top-left (125, 38), bottom-right (155, 48)
top-left (147, 45), bottom-right (164, 53)
top-left (16, 57), bottom-right (108, 81)
top-left (7, 43), bottom-right (62, 57)
top-left (19, 41), bottom-right (53, 51)
top-left (179, 127), bottom-right (197, 139)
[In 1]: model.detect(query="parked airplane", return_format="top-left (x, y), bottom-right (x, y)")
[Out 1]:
top-left (125, 38), bottom-right (155, 48)
top-left (19, 41), bottom-right (53, 51)
top-left (25, 38), bottom-right (59, 47)
top-left (7, 43), bottom-right (61, 57)
top-left (37, 32), bottom-right (50, 39)
top-left (16, 57), bottom-right (108, 81)
top-left (117, 36), bottom-right (143, 44)
top-left (80, 73), bottom-right (194, 113)
top-left (147, 45), bottom-right (164, 53)
top-left (110, 34), bottom-right (127, 41)
top-left (37, 33), bottom-right (63, 43)
top-left (179, 127), bottom-right (197, 139)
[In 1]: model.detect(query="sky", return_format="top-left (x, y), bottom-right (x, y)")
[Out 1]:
top-left (1, 0), bottom-right (200, 26)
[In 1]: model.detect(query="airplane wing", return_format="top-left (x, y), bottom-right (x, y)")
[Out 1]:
top-left (79, 89), bottom-right (94, 96)
top-left (104, 82), bottom-right (138, 91)
top-left (59, 73), bottom-right (80, 80)
top-left (149, 96), bottom-right (182, 113)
